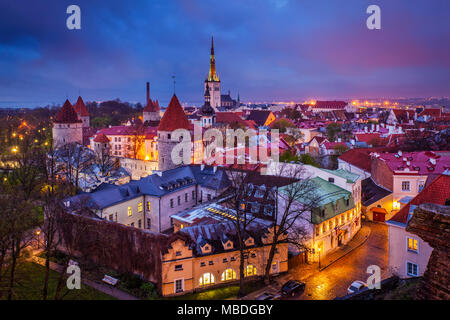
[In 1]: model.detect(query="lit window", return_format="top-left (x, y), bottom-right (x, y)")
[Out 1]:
top-left (221, 268), bottom-right (237, 281)
top-left (245, 265), bottom-right (257, 277)
top-left (138, 202), bottom-right (143, 212)
top-left (199, 273), bottom-right (215, 286)
top-left (407, 238), bottom-right (418, 253)
top-left (127, 207), bottom-right (132, 216)
top-left (147, 201), bottom-right (151, 211)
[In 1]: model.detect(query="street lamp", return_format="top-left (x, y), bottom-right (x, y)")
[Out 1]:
top-left (35, 230), bottom-right (41, 249)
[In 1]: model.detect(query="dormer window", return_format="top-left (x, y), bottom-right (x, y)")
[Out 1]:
top-left (245, 238), bottom-right (254, 246)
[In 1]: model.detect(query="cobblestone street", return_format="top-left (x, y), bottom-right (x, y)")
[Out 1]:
top-left (289, 221), bottom-right (390, 300)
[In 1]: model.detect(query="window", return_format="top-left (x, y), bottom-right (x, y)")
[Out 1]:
top-left (175, 279), bottom-right (184, 293)
top-left (130, 222), bottom-right (134, 227)
top-left (245, 265), bottom-right (257, 277)
top-left (402, 181), bottom-right (410, 191)
top-left (346, 199), bottom-right (350, 206)
top-left (230, 257), bottom-right (236, 262)
top-left (108, 214), bottom-right (113, 221)
top-left (192, 190), bottom-right (195, 200)
top-left (328, 177), bottom-right (335, 183)
top-left (185, 193), bottom-right (188, 202)
top-left (407, 238), bottom-right (418, 253)
top-left (177, 196), bottom-right (181, 206)
top-left (138, 202), bottom-right (143, 212)
top-left (223, 258), bottom-right (228, 263)
top-left (407, 262), bottom-right (418, 277)
top-left (221, 268), bottom-right (237, 281)
top-left (147, 201), bottom-right (151, 211)
top-left (170, 199), bottom-right (174, 208)
top-left (138, 219), bottom-right (141, 228)
top-left (200, 262), bottom-right (206, 267)
top-left (174, 265), bottom-right (183, 271)
top-left (199, 273), bottom-right (215, 286)
top-left (207, 194), bottom-right (211, 201)
top-left (321, 209), bottom-right (325, 217)
top-left (208, 261), bottom-right (214, 266)
top-left (147, 218), bottom-right (151, 229)
top-left (175, 251), bottom-right (182, 256)
top-left (127, 206), bottom-right (132, 216)
top-left (418, 181), bottom-right (425, 192)
top-left (251, 253), bottom-right (256, 258)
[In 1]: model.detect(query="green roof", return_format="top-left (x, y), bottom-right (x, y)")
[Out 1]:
top-left (320, 168), bottom-right (360, 183)
top-left (280, 177), bottom-right (355, 225)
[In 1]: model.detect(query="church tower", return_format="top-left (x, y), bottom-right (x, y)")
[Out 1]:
top-left (157, 94), bottom-right (191, 171)
top-left (143, 82), bottom-right (161, 125)
top-left (205, 36), bottom-right (221, 111)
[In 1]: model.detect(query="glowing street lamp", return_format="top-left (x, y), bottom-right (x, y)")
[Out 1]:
top-left (11, 146), bottom-right (18, 153)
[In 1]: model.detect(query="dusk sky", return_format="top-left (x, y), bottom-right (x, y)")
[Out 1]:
top-left (0, 0), bottom-right (449, 107)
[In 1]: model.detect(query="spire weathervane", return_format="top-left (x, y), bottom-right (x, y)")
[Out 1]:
top-left (172, 74), bottom-right (176, 94)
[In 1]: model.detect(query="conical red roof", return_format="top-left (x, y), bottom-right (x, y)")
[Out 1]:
top-left (157, 95), bottom-right (190, 131)
top-left (143, 98), bottom-right (160, 112)
top-left (73, 96), bottom-right (89, 117)
top-left (54, 100), bottom-right (82, 124)
top-left (93, 133), bottom-right (110, 143)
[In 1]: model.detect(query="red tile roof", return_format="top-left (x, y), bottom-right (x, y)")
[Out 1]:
top-left (310, 101), bottom-right (347, 109)
top-left (73, 96), bottom-right (89, 117)
top-left (418, 108), bottom-right (442, 118)
top-left (322, 142), bottom-right (348, 150)
top-left (355, 133), bottom-right (381, 144)
top-left (338, 148), bottom-right (375, 172)
top-left (389, 174), bottom-right (450, 224)
top-left (54, 100), bottom-right (82, 124)
top-left (93, 133), bottom-right (110, 143)
top-left (157, 95), bottom-right (191, 132)
top-left (375, 151), bottom-right (450, 175)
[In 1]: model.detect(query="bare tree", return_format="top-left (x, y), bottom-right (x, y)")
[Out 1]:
top-left (93, 144), bottom-right (117, 176)
top-left (57, 142), bottom-right (94, 191)
top-left (262, 163), bottom-right (319, 284)
top-left (39, 141), bottom-right (75, 300)
top-left (214, 166), bottom-right (260, 297)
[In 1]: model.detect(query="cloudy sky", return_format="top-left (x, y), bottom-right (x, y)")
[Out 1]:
top-left (0, 0), bottom-right (449, 107)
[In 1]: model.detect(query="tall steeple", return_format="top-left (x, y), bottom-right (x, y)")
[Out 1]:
top-left (207, 36), bottom-right (219, 82)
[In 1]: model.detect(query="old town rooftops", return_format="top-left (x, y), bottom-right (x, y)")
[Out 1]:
top-left (65, 165), bottom-right (230, 210)
top-left (174, 212), bottom-right (273, 256)
top-left (371, 150), bottom-right (450, 175)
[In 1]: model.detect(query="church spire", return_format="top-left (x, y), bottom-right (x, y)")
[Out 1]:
top-left (207, 35), bottom-right (219, 82)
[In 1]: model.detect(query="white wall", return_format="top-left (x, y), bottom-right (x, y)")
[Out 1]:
top-left (388, 223), bottom-right (433, 278)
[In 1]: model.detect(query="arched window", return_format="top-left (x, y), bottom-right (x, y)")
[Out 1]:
top-left (221, 268), bottom-right (236, 281)
top-left (245, 265), bottom-right (257, 277)
top-left (199, 273), bottom-right (215, 286)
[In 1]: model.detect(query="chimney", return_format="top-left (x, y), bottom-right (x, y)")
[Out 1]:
top-left (146, 82), bottom-right (150, 104)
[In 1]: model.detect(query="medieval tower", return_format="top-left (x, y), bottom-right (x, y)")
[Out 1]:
top-left (52, 99), bottom-right (83, 148)
top-left (157, 94), bottom-right (191, 171)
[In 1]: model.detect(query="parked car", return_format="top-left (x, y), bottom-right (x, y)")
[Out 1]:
top-left (281, 280), bottom-right (306, 296)
top-left (347, 280), bottom-right (367, 295)
top-left (255, 292), bottom-right (281, 300)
